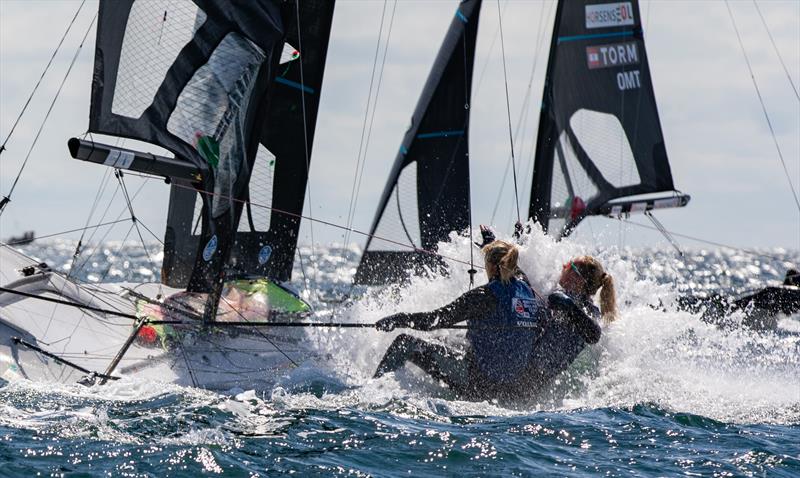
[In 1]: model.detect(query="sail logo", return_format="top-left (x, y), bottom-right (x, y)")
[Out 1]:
top-left (258, 245), bottom-right (272, 265)
top-left (202, 235), bottom-right (218, 262)
top-left (587, 42), bottom-right (639, 69)
top-left (586, 2), bottom-right (635, 29)
top-left (512, 297), bottom-right (540, 321)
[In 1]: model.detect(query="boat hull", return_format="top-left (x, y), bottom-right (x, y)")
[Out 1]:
top-left (0, 247), bottom-right (315, 391)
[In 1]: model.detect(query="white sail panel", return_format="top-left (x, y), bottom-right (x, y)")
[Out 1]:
top-left (570, 109), bottom-right (641, 189)
top-left (237, 145), bottom-right (275, 233)
top-left (368, 164), bottom-right (421, 252)
top-left (112, 1), bottom-right (207, 119)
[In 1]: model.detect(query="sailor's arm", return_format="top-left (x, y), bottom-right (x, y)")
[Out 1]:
top-left (375, 287), bottom-right (495, 331)
top-left (548, 292), bottom-right (602, 344)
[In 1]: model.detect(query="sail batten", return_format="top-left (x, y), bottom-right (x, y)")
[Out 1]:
top-left (529, 0), bottom-right (689, 238)
top-left (354, 0), bottom-right (482, 285)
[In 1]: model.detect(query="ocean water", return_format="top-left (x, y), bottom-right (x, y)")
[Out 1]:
top-left (2, 232), bottom-right (799, 477)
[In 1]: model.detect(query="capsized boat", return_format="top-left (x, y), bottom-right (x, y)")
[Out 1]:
top-left (0, 0), bottom-right (335, 390)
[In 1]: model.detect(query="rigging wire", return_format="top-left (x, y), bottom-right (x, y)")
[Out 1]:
top-left (342, 0), bottom-right (392, 249)
top-left (1, 219), bottom-right (131, 246)
top-left (752, 0), bottom-right (800, 102)
top-left (619, 217), bottom-right (788, 262)
top-left (347, 0), bottom-right (398, 252)
top-left (462, 3), bottom-right (476, 288)
top-left (168, 181), bottom-right (486, 271)
top-left (0, 0), bottom-right (87, 157)
top-left (116, 172), bottom-right (163, 298)
top-left (293, 0), bottom-right (320, 298)
top-left (218, 294), bottom-right (299, 367)
top-left (495, 0), bottom-right (521, 224)
top-left (724, 0), bottom-right (800, 214)
top-left (0, 12), bottom-right (97, 216)
top-left (490, 0), bottom-right (553, 225)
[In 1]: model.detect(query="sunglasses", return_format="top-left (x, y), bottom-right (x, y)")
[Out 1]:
top-left (568, 261), bottom-right (585, 282)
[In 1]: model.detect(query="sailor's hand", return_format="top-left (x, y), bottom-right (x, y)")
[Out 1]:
top-left (474, 225), bottom-right (496, 248)
top-left (375, 314), bottom-right (402, 332)
top-left (513, 221), bottom-right (524, 239)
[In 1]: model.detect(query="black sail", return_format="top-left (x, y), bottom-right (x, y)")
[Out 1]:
top-left (529, 0), bottom-right (688, 238)
top-left (161, 0), bottom-right (336, 286)
top-left (84, 0), bottom-right (334, 292)
top-left (354, 0), bottom-right (482, 285)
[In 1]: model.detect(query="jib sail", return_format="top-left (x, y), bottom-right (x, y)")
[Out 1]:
top-left (529, 0), bottom-right (689, 239)
top-left (79, 0), bottom-right (334, 295)
top-left (354, 0), bottom-right (482, 285)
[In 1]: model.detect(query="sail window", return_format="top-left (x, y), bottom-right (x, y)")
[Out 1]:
top-left (237, 145), bottom-right (275, 233)
top-left (569, 109), bottom-right (641, 189)
top-left (368, 163), bottom-right (421, 252)
top-left (549, 129), bottom-right (599, 218)
top-left (112, 1), bottom-right (207, 119)
top-left (166, 33), bottom-right (266, 218)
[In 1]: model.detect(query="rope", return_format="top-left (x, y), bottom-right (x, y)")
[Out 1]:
top-left (0, 0), bottom-right (87, 157)
top-left (724, 0), bottom-right (800, 214)
top-left (1, 13), bottom-right (97, 216)
top-left (495, 0), bottom-right (521, 223)
top-left (752, 0), bottom-right (800, 101)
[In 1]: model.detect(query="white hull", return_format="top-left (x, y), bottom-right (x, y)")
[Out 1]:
top-left (0, 246), bottom-right (314, 391)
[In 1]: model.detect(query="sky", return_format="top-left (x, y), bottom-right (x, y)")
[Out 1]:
top-left (0, 0), bottom-right (798, 254)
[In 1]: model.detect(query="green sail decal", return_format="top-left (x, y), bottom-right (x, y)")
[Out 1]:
top-left (196, 134), bottom-right (220, 168)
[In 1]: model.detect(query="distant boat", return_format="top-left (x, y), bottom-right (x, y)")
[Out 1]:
top-left (6, 231), bottom-right (34, 245)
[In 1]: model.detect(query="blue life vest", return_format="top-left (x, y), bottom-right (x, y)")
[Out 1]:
top-left (467, 278), bottom-right (548, 384)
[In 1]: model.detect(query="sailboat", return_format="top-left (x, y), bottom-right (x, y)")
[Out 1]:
top-left (355, 0), bottom-right (690, 284)
top-left (0, 0), bottom-right (336, 390)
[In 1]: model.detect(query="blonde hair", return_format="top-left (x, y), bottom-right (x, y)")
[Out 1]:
top-left (482, 240), bottom-right (519, 284)
top-left (572, 255), bottom-right (618, 323)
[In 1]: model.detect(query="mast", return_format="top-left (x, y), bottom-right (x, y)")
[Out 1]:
top-left (354, 0), bottom-right (482, 285)
top-left (528, 0), bottom-right (689, 239)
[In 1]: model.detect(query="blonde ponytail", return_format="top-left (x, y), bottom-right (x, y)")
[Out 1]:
top-left (599, 273), bottom-right (618, 323)
top-left (571, 256), bottom-right (619, 323)
top-left (482, 240), bottom-right (519, 284)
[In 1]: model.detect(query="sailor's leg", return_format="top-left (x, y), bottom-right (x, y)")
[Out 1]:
top-left (373, 334), bottom-right (469, 390)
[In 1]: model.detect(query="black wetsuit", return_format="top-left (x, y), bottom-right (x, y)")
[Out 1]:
top-left (373, 283), bottom-right (602, 400)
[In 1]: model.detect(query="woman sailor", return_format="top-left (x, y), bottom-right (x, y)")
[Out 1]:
top-left (373, 238), bottom-right (617, 401)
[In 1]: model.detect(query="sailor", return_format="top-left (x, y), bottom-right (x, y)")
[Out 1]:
top-left (721, 268), bottom-right (800, 330)
top-left (784, 269), bottom-right (799, 287)
top-left (372, 240), bottom-right (613, 401)
top-left (524, 257), bottom-right (615, 390)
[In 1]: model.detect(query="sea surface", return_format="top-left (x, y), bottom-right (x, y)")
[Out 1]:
top-left (2, 233), bottom-right (799, 477)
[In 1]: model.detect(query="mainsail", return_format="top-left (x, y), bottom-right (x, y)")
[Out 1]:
top-left (354, 0), bottom-right (482, 285)
top-left (161, 1), bottom-right (335, 287)
top-left (529, 0), bottom-right (689, 238)
top-left (70, 1), bottom-right (335, 292)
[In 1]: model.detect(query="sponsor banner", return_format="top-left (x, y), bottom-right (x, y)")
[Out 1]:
top-left (586, 2), bottom-right (635, 29)
top-left (587, 41), bottom-right (639, 69)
